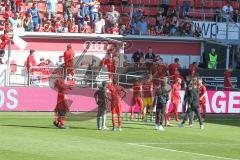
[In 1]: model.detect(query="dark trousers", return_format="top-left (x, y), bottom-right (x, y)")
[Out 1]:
top-left (182, 105), bottom-right (203, 126)
top-left (155, 103), bottom-right (166, 126)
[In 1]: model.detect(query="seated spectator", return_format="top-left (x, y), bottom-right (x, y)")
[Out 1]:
top-left (222, 0), bottom-right (233, 22)
top-left (38, 58), bottom-right (46, 67)
top-left (233, 9), bottom-right (239, 22)
top-left (120, 24), bottom-right (128, 35)
top-left (110, 23), bottom-right (119, 35)
top-left (18, 12), bottom-right (25, 28)
top-left (63, 0), bottom-right (73, 20)
top-left (132, 48), bottom-right (144, 64)
top-left (169, 16), bottom-right (179, 36)
top-left (0, 0), bottom-right (11, 14)
top-left (194, 26), bottom-right (202, 38)
top-left (105, 5), bottom-right (120, 32)
top-left (43, 20), bottom-right (53, 32)
top-left (156, 8), bottom-right (164, 26)
top-left (180, 16), bottom-right (192, 36)
top-left (189, 62), bottom-right (198, 76)
top-left (163, 21), bottom-right (170, 35)
top-left (28, 2), bottom-right (40, 32)
top-left (235, 52), bottom-right (240, 69)
top-left (55, 17), bottom-right (62, 33)
top-left (45, 59), bottom-right (54, 67)
top-left (213, 9), bottom-right (221, 22)
top-left (4, 19), bottom-right (12, 31)
top-left (94, 13), bottom-right (105, 34)
top-left (62, 21), bottom-right (69, 33)
top-left (129, 21), bottom-right (137, 35)
top-left (8, 13), bottom-right (20, 29)
top-left (56, 56), bottom-right (64, 67)
top-left (90, 0), bottom-right (99, 28)
top-left (46, 0), bottom-right (57, 20)
top-left (136, 16), bottom-right (147, 35)
top-left (3, 5), bottom-right (13, 19)
top-left (148, 26), bottom-right (156, 36)
top-left (81, 21), bottom-right (91, 33)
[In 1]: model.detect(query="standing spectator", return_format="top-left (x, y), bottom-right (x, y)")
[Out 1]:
top-left (105, 5), bottom-right (120, 32)
top-left (156, 8), bottom-right (164, 27)
top-left (81, 21), bottom-right (91, 33)
top-left (180, 16), bottom-right (192, 36)
top-left (222, 0), bottom-right (233, 22)
top-left (77, 5), bottom-right (84, 33)
top-left (207, 48), bottom-right (218, 69)
top-left (132, 8), bottom-right (143, 23)
top-left (169, 58), bottom-right (181, 76)
top-left (8, 13), bottom-right (20, 29)
top-left (161, 0), bottom-right (169, 16)
top-left (235, 52), bottom-right (240, 69)
top-left (90, 0), bottom-right (99, 28)
top-left (182, 0), bottom-right (191, 16)
top-left (28, 2), bottom-right (40, 31)
top-left (94, 13), bottom-right (105, 34)
top-left (81, 0), bottom-right (92, 18)
top-left (46, 0), bottom-right (57, 20)
top-left (132, 48), bottom-right (144, 64)
top-left (224, 68), bottom-right (233, 91)
top-left (110, 23), bottom-right (119, 35)
top-left (163, 21), bottom-right (171, 35)
top-left (169, 16), bottom-right (179, 36)
top-left (3, 5), bottom-right (13, 19)
top-left (145, 47), bottom-right (156, 70)
top-left (55, 17), bottom-right (62, 33)
top-left (15, 0), bottom-right (23, 13)
top-left (62, 21), bottom-right (69, 33)
top-left (56, 56), bottom-right (64, 67)
top-left (189, 62), bottom-right (198, 76)
top-left (233, 9), bottom-right (239, 23)
top-left (23, 14), bottom-right (33, 32)
top-left (26, 49), bottom-right (37, 73)
top-left (63, 0), bottom-right (73, 20)
top-left (136, 16), bottom-right (148, 35)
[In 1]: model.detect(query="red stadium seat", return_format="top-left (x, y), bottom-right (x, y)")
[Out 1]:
top-left (205, 0), bottom-right (213, 8)
top-left (213, 1), bottom-right (223, 8)
top-left (132, 0), bottom-right (140, 5)
top-left (232, 1), bottom-right (239, 9)
top-left (120, 16), bottom-right (129, 25)
top-left (143, 7), bottom-right (158, 16)
top-left (169, 0), bottom-right (177, 7)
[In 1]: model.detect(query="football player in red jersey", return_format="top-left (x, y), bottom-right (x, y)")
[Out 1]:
top-left (131, 79), bottom-right (144, 120)
top-left (224, 68), bottom-right (233, 91)
top-left (108, 79), bottom-right (126, 131)
top-left (198, 77), bottom-right (207, 120)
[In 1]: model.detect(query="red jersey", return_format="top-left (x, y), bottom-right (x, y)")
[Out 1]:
top-left (103, 58), bottom-right (116, 73)
top-left (63, 49), bottom-right (74, 68)
top-left (142, 80), bottom-right (153, 98)
top-left (169, 63), bottom-right (181, 75)
top-left (152, 63), bottom-right (168, 78)
top-left (3, 9), bottom-right (13, 19)
top-left (189, 64), bottom-right (197, 75)
top-left (108, 83), bottom-right (125, 107)
top-left (132, 82), bottom-right (142, 98)
top-left (26, 55), bottom-right (37, 71)
top-left (55, 78), bottom-right (69, 111)
top-left (0, 34), bottom-right (8, 49)
top-left (224, 70), bottom-right (232, 88)
top-left (199, 85), bottom-right (207, 104)
top-left (171, 82), bottom-right (181, 99)
top-left (110, 27), bottom-right (119, 34)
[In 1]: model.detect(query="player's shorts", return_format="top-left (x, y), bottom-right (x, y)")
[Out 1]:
top-left (143, 97), bottom-right (153, 108)
top-left (58, 110), bottom-right (67, 117)
top-left (132, 97), bottom-right (143, 107)
top-left (111, 106), bottom-right (121, 115)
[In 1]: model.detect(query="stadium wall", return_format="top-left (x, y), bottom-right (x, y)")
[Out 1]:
top-left (0, 87), bottom-right (239, 114)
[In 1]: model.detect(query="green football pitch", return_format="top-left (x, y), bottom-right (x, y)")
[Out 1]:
top-left (0, 112), bottom-right (240, 160)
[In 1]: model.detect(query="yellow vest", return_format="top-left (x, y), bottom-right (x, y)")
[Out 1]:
top-left (208, 53), bottom-right (218, 69)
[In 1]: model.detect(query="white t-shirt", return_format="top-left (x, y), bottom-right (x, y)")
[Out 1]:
top-left (91, 4), bottom-right (99, 13)
top-left (222, 5), bottom-right (233, 19)
top-left (95, 19), bottom-right (105, 33)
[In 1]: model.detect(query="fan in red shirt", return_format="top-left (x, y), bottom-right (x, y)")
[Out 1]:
top-left (107, 78), bottom-right (126, 131)
top-left (168, 58), bottom-right (181, 76)
top-left (167, 78), bottom-right (182, 124)
top-left (26, 49), bottom-right (37, 73)
top-left (0, 30), bottom-right (8, 49)
top-left (189, 62), bottom-right (198, 76)
top-left (102, 52), bottom-right (116, 76)
top-left (53, 78), bottom-right (72, 129)
top-left (110, 23), bottom-right (119, 35)
top-left (63, 44), bottom-right (75, 76)
top-left (151, 57), bottom-right (168, 86)
top-left (224, 68), bottom-right (233, 91)
top-left (3, 5), bottom-right (13, 19)
top-left (198, 77), bottom-right (207, 120)
top-left (142, 75), bottom-right (154, 121)
top-left (130, 79), bottom-right (144, 120)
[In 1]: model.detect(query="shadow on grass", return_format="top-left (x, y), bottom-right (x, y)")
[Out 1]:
top-left (1, 124), bottom-right (56, 129)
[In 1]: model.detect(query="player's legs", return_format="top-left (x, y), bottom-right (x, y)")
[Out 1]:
top-left (137, 98), bottom-right (144, 120)
top-left (155, 105), bottom-right (160, 127)
top-left (200, 102), bottom-right (206, 120)
top-left (193, 106), bottom-right (203, 126)
top-left (148, 98), bottom-right (154, 121)
top-left (143, 98), bottom-right (148, 121)
top-left (130, 98), bottom-right (136, 120)
top-left (102, 110), bottom-right (108, 129)
top-left (160, 103), bottom-right (166, 126)
top-left (172, 99), bottom-right (180, 122)
top-left (97, 107), bottom-right (103, 130)
top-left (58, 110), bottom-right (67, 129)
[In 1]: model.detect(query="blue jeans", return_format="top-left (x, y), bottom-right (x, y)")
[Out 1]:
top-left (90, 12), bottom-right (98, 26)
top-left (33, 21), bottom-right (38, 31)
top-left (82, 6), bottom-right (90, 18)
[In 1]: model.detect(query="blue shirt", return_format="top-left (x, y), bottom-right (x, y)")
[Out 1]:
top-left (81, 0), bottom-right (92, 3)
top-left (136, 21), bottom-right (147, 35)
top-left (28, 8), bottom-right (39, 23)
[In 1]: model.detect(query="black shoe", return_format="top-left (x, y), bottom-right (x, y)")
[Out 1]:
top-left (53, 121), bottom-right (58, 127)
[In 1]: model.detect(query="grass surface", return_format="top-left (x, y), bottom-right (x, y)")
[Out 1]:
top-left (0, 112), bottom-right (240, 160)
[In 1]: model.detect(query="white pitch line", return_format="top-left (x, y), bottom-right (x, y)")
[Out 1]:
top-left (135, 142), bottom-right (240, 146)
top-left (128, 143), bottom-right (240, 160)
